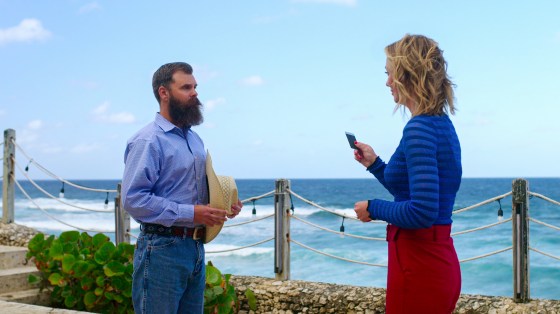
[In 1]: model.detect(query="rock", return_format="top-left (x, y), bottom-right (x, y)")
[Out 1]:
top-left (0, 222), bottom-right (41, 247)
top-left (230, 275), bottom-right (560, 314)
top-left (2, 223), bottom-right (559, 314)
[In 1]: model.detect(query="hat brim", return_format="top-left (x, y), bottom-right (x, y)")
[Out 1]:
top-left (204, 151), bottom-right (238, 243)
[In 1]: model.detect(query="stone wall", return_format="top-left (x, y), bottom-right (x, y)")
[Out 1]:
top-left (231, 276), bottom-right (560, 314)
top-left (0, 222), bottom-right (40, 247)
top-left (2, 223), bottom-right (559, 313)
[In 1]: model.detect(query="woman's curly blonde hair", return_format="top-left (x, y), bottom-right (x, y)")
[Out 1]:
top-left (385, 34), bottom-right (456, 116)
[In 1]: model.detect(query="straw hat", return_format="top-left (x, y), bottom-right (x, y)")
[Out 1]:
top-left (204, 151), bottom-right (238, 243)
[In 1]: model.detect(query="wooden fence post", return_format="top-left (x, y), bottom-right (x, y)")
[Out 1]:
top-left (2, 129), bottom-right (15, 224)
top-left (274, 179), bottom-right (291, 280)
top-left (512, 178), bottom-right (530, 302)
top-left (114, 183), bottom-right (130, 244)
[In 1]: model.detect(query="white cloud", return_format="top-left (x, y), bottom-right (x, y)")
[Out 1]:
top-left (193, 64), bottom-right (219, 82)
top-left (15, 120), bottom-right (44, 144)
top-left (205, 97), bottom-right (226, 110)
top-left (0, 19), bottom-right (52, 45)
top-left (92, 101), bottom-right (136, 124)
top-left (18, 129), bottom-right (39, 144)
top-left (27, 119), bottom-right (43, 130)
top-left (78, 2), bottom-right (102, 14)
top-left (41, 145), bottom-right (63, 154)
top-left (291, 0), bottom-right (356, 6)
top-left (93, 102), bottom-right (109, 115)
top-left (71, 143), bottom-right (102, 154)
top-left (253, 139), bottom-right (264, 146)
top-left (240, 75), bottom-right (264, 86)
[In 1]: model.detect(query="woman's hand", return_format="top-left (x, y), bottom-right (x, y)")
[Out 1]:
top-left (354, 142), bottom-right (378, 168)
top-left (354, 201), bottom-right (372, 222)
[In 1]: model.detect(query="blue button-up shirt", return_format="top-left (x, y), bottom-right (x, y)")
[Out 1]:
top-left (121, 113), bottom-right (208, 227)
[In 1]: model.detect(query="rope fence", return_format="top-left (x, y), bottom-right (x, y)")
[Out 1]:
top-left (452, 191), bottom-right (512, 214)
top-left (3, 130), bottom-right (560, 302)
top-left (459, 247), bottom-right (513, 263)
top-left (288, 189), bottom-right (381, 224)
top-left (11, 173), bottom-right (114, 233)
top-left (290, 238), bottom-right (387, 267)
top-left (288, 190), bottom-right (517, 265)
top-left (291, 214), bottom-right (385, 241)
top-left (529, 218), bottom-right (560, 232)
top-left (530, 247), bottom-right (560, 261)
top-left (530, 192), bottom-right (560, 206)
top-left (451, 218), bottom-right (512, 236)
top-left (206, 237), bottom-right (274, 254)
top-left (12, 139), bottom-right (117, 193)
top-left (13, 159), bottom-right (113, 213)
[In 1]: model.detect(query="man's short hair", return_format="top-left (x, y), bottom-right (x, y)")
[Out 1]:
top-left (152, 62), bottom-right (193, 103)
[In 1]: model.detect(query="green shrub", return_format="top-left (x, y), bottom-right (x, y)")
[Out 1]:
top-left (204, 261), bottom-right (256, 314)
top-left (27, 231), bottom-right (134, 313)
top-left (27, 231), bottom-right (257, 313)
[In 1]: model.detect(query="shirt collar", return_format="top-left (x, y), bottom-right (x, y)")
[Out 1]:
top-left (155, 113), bottom-right (191, 133)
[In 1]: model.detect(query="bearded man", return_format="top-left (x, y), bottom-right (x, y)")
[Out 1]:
top-left (121, 62), bottom-right (242, 314)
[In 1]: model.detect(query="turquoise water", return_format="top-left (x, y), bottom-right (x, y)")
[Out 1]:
top-left (3, 178), bottom-right (560, 300)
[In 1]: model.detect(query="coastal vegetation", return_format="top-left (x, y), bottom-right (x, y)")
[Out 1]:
top-left (26, 231), bottom-right (134, 313)
top-left (25, 230), bottom-right (255, 313)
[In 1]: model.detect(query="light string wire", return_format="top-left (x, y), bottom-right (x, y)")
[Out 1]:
top-left (6, 138), bottom-right (560, 267)
top-left (284, 189), bottom-right (554, 266)
top-left (529, 192), bottom-right (560, 206)
top-left (206, 237), bottom-right (274, 254)
top-left (452, 191), bottom-right (512, 214)
top-left (12, 138), bottom-right (117, 193)
top-left (13, 158), bottom-right (113, 213)
top-left (11, 173), bottom-right (114, 233)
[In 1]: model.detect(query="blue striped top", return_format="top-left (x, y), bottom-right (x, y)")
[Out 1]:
top-left (367, 114), bottom-right (462, 229)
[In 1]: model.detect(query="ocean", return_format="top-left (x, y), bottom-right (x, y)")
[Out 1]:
top-left (3, 178), bottom-right (560, 300)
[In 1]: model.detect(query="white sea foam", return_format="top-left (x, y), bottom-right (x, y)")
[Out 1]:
top-left (205, 243), bottom-right (273, 257)
top-left (7, 178), bottom-right (560, 300)
top-left (17, 213), bottom-right (140, 233)
top-left (16, 197), bottom-right (115, 212)
top-left (236, 204), bottom-right (357, 218)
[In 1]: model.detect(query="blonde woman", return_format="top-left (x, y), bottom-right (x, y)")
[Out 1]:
top-left (353, 34), bottom-right (462, 314)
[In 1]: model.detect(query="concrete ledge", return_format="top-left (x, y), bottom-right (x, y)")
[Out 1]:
top-left (0, 300), bottom-right (94, 314)
top-left (230, 275), bottom-right (560, 314)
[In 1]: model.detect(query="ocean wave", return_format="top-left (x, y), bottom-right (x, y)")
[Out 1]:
top-left (205, 243), bottom-right (273, 257)
top-left (15, 197), bottom-right (114, 212)
top-left (17, 215), bottom-right (140, 233)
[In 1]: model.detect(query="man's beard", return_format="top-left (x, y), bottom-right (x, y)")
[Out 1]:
top-left (168, 94), bottom-right (204, 127)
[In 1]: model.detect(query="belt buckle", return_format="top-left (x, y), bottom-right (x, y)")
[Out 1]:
top-left (192, 227), bottom-right (203, 240)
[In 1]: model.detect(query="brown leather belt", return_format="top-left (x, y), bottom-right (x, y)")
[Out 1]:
top-left (141, 223), bottom-right (206, 240)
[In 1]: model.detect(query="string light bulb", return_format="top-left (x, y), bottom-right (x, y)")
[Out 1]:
top-left (289, 194), bottom-right (295, 214)
top-left (25, 159), bottom-right (33, 172)
top-left (59, 182), bottom-right (65, 198)
top-left (339, 217), bottom-right (346, 238)
top-left (104, 192), bottom-right (109, 209)
top-left (251, 200), bottom-right (256, 219)
top-left (497, 199), bottom-right (503, 221)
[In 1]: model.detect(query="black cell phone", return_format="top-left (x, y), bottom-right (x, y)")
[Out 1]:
top-left (345, 132), bottom-right (358, 149)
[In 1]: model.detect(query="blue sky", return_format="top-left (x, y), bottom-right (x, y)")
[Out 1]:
top-left (1, 0), bottom-right (559, 180)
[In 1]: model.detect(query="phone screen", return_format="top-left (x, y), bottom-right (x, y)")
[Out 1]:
top-left (345, 132), bottom-right (357, 149)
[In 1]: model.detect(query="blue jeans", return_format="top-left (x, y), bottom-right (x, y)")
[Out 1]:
top-left (132, 232), bottom-right (206, 314)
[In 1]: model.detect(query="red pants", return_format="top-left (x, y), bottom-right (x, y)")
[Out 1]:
top-left (385, 224), bottom-right (461, 314)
